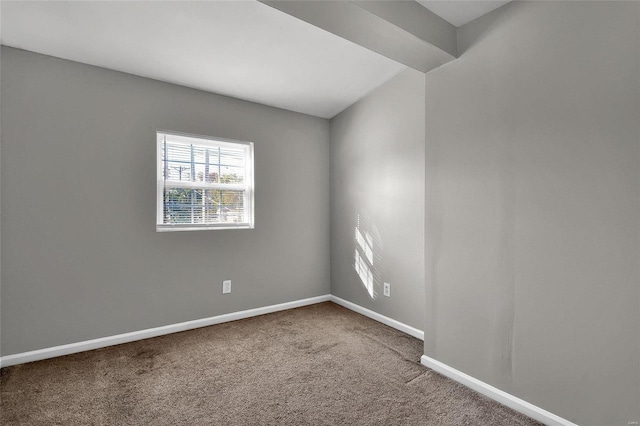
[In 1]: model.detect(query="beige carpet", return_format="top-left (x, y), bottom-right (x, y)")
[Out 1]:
top-left (1, 302), bottom-right (541, 425)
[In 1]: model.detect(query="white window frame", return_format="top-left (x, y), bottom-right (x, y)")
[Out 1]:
top-left (156, 130), bottom-right (255, 232)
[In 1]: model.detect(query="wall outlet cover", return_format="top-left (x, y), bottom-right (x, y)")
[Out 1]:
top-left (383, 282), bottom-right (391, 297)
top-left (223, 280), bottom-right (231, 294)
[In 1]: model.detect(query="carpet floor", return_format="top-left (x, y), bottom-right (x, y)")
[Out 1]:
top-left (1, 302), bottom-right (541, 425)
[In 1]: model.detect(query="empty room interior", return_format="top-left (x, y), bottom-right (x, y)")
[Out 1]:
top-left (1, 1), bottom-right (639, 425)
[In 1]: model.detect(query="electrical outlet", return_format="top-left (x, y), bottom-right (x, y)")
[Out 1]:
top-left (222, 280), bottom-right (231, 294)
top-left (383, 282), bottom-right (391, 297)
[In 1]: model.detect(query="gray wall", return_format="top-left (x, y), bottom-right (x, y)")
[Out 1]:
top-left (0, 47), bottom-right (330, 356)
top-left (424, 2), bottom-right (640, 425)
top-left (330, 68), bottom-right (425, 330)
top-left (0, 40), bottom-right (3, 359)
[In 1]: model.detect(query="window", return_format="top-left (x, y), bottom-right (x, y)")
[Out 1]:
top-left (156, 131), bottom-right (254, 231)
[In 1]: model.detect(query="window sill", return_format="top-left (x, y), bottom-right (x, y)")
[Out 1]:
top-left (156, 223), bottom-right (254, 232)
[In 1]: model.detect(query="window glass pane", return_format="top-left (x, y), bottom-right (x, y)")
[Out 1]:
top-left (163, 189), bottom-right (245, 225)
top-left (163, 144), bottom-right (246, 184)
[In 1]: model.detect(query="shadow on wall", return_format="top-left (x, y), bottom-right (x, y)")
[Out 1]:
top-left (354, 212), bottom-right (383, 299)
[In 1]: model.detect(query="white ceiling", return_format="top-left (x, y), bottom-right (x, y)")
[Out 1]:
top-left (1, 1), bottom-right (510, 119)
top-left (0, 1), bottom-right (405, 119)
top-left (416, 1), bottom-right (511, 27)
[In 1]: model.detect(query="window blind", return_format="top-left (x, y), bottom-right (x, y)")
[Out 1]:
top-left (156, 131), bottom-right (254, 231)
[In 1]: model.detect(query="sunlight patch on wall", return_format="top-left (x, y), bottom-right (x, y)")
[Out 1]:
top-left (354, 212), bottom-right (383, 299)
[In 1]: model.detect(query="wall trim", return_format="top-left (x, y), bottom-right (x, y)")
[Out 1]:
top-left (0, 294), bottom-right (424, 368)
top-left (420, 355), bottom-right (578, 426)
top-left (330, 295), bottom-right (424, 340)
top-left (0, 294), bottom-right (331, 369)
top-left (0, 292), bottom-right (579, 426)
top-left (0, 292), bottom-right (592, 426)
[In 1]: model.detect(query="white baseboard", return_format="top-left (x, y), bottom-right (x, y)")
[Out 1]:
top-left (329, 297), bottom-right (574, 425)
top-left (420, 355), bottom-right (577, 426)
top-left (0, 293), bottom-right (576, 426)
top-left (0, 294), bottom-right (424, 368)
top-left (329, 295), bottom-right (424, 340)
top-left (0, 294), bottom-right (331, 369)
